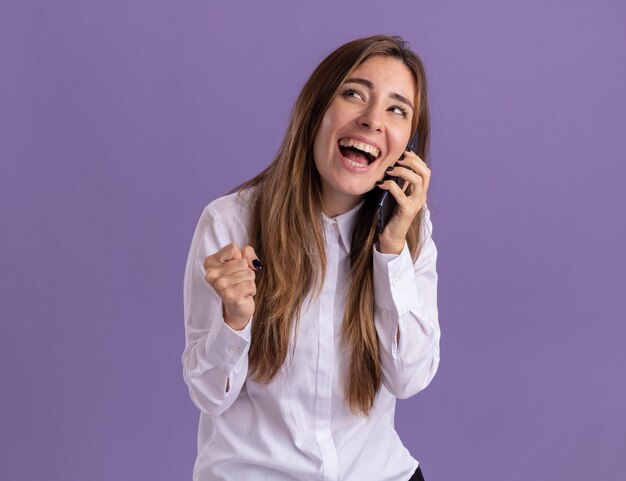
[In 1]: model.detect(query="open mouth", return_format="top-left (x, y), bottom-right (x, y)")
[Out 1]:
top-left (338, 138), bottom-right (381, 166)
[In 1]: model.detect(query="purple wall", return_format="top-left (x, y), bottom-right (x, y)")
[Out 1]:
top-left (2, 1), bottom-right (625, 480)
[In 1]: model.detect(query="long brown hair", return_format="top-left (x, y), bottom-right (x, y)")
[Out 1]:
top-left (239, 35), bottom-right (430, 416)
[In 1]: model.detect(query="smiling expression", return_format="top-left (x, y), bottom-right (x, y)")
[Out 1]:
top-left (313, 55), bottom-right (416, 217)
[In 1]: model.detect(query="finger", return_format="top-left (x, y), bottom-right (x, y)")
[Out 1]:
top-left (216, 243), bottom-right (242, 262)
top-left (396, 158), bottom-right (431, 194)
top-left (213, 258), bottom-right (250, 277)
top-left (396, 155), bottom-right (428, 175)
top-left (221, 270), bottom-right (257, 296)
top-left (224, 268), bottom-right (256, 287)
top-left (213, 269), bottom-right (256, 295)
top-left (397, 153), bottom-right (429, 174)
top-left (376, 178), bottom-right (408, 202)
top-left (221, 281), bottom-right (257, 304)
top-left (400, 148), bottom-right (425, 163)
top-left (205, 258), bottom-right (249, 285)
top-left (377, 177), bottom-right (421, 217)
top-left (384, 166), bottom-right (424, 196)
top-left (204, 242), bottom-right (242, 270)
top-left (241, 245), bottom-right (263, 271)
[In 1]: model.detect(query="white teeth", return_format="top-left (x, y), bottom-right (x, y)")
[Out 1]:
top-left (338, 138), bottom-right (380, 158)
top-left (345, 158), bottom-right (368, 168)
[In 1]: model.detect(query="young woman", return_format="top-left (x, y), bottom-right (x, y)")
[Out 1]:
top-left (182, 35), bottom-right (439, 481)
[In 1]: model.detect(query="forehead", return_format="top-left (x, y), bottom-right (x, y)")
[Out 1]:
top-left (348, 55), bottom-right (416, 100)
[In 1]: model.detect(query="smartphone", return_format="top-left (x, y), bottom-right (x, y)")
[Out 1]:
top-left (376, 131), bottom-right (419, 233)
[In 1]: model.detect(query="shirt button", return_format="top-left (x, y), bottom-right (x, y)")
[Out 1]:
top-left (228, 346), bottom-right (237, 354)
top-left (392, 278), bottom-right (401, 286)
top-left (330, 222), bottom-right (337, 229)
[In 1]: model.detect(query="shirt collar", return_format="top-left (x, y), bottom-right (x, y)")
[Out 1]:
top-left (321, 200), bottom-right (364, 254)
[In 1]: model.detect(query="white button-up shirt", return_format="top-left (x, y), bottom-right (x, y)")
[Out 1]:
top-left (182, 191), bottom-right (440, 481)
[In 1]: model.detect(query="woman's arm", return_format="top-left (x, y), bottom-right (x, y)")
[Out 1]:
top-left (373, 205), bottom-right (440, 399)
top-left (181, 209), bottom-right (252, 416)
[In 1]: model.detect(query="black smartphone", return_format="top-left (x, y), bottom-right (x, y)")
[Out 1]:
top-left (376, 131), bottom-right (419, 233)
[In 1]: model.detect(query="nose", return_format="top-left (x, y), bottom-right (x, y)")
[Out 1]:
top-left (357, 106), bottom-right (384, 132)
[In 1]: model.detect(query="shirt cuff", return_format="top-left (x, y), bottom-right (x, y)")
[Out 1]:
top-left (224, 317), bottom-right (253, 342)
top-left (373, 242), bottom-right (420, 316)
top-left (199, 318), bottom-right (251, 375)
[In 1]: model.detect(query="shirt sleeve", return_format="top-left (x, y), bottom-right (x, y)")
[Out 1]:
top-left (372, 205), bottom-right (440, 399)
top-left (181, 208), bottom-right (251, 416)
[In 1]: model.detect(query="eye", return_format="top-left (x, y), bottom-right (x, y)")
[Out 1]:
top-left (389, 105), bottom-right (409, 118)
top-left (342, 88), bottom-right (364, 101)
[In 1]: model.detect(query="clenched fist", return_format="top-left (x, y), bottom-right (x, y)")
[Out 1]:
top-left (203, 243), bottom-right (261, 331)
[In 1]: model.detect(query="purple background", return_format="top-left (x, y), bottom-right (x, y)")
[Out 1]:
top-left (2, 1), bottom-right (625, 480)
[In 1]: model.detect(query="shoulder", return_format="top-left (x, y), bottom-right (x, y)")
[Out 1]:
top-left (201, 189), bottom-right (253, 221)
top-left (197, 189), bottom-right (254, 241)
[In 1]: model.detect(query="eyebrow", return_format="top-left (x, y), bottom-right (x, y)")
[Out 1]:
top-left (344, 77), bottom-right (414, 111)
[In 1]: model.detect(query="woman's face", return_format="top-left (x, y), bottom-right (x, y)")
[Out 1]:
top-left (313, 55), bottom-right (416, 217)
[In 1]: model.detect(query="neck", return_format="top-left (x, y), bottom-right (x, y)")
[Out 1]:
top-left (321, 192), bottom-right (362, 218)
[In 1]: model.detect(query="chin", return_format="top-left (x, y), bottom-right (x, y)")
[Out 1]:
top-left (336, 181), bottom-right (374, 198)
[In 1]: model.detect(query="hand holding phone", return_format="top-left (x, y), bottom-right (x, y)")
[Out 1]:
top-left (376, 132), bottom-right (419, 233)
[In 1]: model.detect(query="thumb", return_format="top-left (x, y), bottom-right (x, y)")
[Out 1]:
top-left (241, 245), bottom-right (263, 271)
